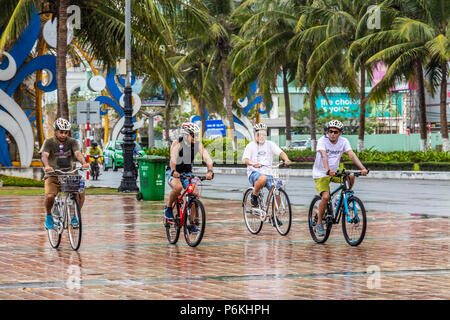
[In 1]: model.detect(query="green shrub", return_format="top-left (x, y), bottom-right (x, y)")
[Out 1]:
top-left (342, 161), bottom-right (415, 171)
top-left (416, 162), bottom-right (450, 171)
top-left (0, 175), bottom-right (44, 187)
top-left (145, 147), bottom-right (170, 159)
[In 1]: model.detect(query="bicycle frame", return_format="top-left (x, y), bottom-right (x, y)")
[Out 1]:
top-left (329, 176), bottom-right (358, 224)
top-left (174, 177), bottom-right (201, 227)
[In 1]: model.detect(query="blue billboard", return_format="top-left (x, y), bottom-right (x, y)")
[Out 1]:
top-left (315, 93), bottom-right (402, 118)
top-left (205, 120), bottom-right (226, 136)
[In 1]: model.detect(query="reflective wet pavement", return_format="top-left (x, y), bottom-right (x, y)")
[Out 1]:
top-left (0, 194), bottom-right (448, 299)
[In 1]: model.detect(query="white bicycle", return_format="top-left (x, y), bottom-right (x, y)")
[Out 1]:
top-left (242, 162), bottom-right (292, 236)
top-left (47, 168), bottom-right (85, 250)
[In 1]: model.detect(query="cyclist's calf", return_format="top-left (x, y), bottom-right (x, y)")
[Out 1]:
top-left (253, 175), bottom-right (267, 195)
top-left (45, 193), bottom-right (56, 214)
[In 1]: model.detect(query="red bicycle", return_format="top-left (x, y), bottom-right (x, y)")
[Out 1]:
top-left (164, 174), bottom-right (208, 247)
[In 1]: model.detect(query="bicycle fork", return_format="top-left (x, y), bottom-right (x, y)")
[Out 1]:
top-left (343, 193), bottom-right (359, 223)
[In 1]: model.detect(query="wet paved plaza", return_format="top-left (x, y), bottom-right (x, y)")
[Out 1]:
top-left (0, 193), bottom-right (448, 300)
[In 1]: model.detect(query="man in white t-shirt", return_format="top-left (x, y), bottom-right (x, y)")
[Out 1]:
top-left (242, 123), bottom-right (291, 207)
top-left (313, 120), bottom-right (368, 236)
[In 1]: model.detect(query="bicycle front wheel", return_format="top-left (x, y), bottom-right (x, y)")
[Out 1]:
top-left (308, 196), bottom-right (332, 244)
top-left (67, 196), bottom-right (82, 250)
top-left (183, 199), bottom-right (205, 247)
top-left (271, 188), bottom-right (292, 236)
top-left (242, 188), bottom-right (263, 234)
top-left (342, 196), bottom-right (367, 246)
top-left (165, 203), bottom-right (181, 244)
top-left (47, 204), bottom-right (62, 249)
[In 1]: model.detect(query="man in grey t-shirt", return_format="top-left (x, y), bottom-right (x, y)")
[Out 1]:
top-left (40, 118), bottom-right (89, 230)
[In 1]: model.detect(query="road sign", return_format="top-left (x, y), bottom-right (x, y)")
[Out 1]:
top-left (77, 101), bottom-right (101, 124)
top-left (205, 120), bottom-right (226, 136)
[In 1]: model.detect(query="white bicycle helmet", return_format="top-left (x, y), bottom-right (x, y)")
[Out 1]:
top-left (181, 122), bottom-right (200, 135)
top-left (53, 117), bottom-right (71, 131)
top-left (326, 120), bottom-right (344, 131)
top-left (253, 123), bottom-right (267, 132)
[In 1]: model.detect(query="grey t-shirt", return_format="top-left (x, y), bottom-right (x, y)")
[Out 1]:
top-left (40, 136), bottom-right (80, 178)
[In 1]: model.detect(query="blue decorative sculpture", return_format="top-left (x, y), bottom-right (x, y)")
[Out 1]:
top-left (0, 7), bottom-right (57, 167)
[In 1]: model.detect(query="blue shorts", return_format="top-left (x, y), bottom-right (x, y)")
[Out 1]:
top-left (166, 169), bottom-right (192, 189)
top-left (249, 171), bottom-right (274, 190)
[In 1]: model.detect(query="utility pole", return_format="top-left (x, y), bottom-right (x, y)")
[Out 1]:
top-left (118, 0), bottom-right (139, 193)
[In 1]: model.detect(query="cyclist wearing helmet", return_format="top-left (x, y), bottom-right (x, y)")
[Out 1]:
top-left (164, 123), bottom-right (214, 232)
top-left (88, 141), bottom-right (103, 165)
top-left (242, 123), bottom-right (291, 207)
top-left (313, 119), bottom-right (368, 236)
top-left (40, 117), bottom-right (89, 230)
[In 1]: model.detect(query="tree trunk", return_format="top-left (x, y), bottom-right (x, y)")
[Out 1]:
top-left (440, 61), bottom-right (448, 151)
top-left (164, 90), bottom-right (172, 145)
top-left (35, 35), bottom-right (46, 147)
top-left (282, 67), bottom-right (292, 148)
top-left (198, 98), bottom-right (207, 139)
top-left (415, 61), bottom-right (428, 151)
top-left (148, 116), bottom-right (154, 148)
top-left (309, 91), bottom-right (317, 151)
top-left (358, 66), bottom-right (366, 152)
top-left (56, 0), bottom-right (69, 120)
top-left (221, 55), bottom-right (237, 150)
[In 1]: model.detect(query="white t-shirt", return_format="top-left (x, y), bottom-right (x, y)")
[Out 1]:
top-left (312, 135), bottom-right (352, 179)
top-left (242, 141), bottom-right (283, 177)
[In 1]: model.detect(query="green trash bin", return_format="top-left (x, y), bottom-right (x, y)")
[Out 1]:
top-left (136, 155), bottom-right (167, 201)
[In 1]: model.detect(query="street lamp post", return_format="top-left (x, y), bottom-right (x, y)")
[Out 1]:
top-left (118, 0), bottom-right (139, 193)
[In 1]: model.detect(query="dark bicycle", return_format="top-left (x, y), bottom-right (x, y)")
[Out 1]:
top-left (164, 174), bottom-right (209, 247)
top-left (90, 155), bottom-right (102, 180)
top-left (308, 169), bottom-right (369, 246)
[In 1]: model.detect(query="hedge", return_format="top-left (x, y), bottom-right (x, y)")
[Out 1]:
top-left (0, 175), bottom-right (44, 187)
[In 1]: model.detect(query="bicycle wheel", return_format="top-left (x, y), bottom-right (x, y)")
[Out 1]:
top-left (67, 195), bottom-right (82, 250)
top-left (342, 196), bottom-right (367, 246)
top-left (271, 188), bottom-right (292, 236)
top-left (242, 188), bottom-right (263, 234)
top-left (47, 203), bottom-right (62, 249)
top-left (183, 198), bottom-right (205, 247)
top-left (165, 202), bottom-right (181, 244)
top-left (308, 196), bottom-right (332, 244)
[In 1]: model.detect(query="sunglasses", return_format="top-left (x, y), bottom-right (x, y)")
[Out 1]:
top-left (328, 129), bottom-right (340, 134)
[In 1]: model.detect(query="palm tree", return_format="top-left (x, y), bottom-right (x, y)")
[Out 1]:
top-left (353, 0), bottom-right (450, 151)
top-left (196, 0), bottom-right (243, 150)
top-left (1, 0), bottom-right (187, 141)
top-left (295, 0), bottom-right (400, 152)
top-left (231, 0), bottom-right (301, 147)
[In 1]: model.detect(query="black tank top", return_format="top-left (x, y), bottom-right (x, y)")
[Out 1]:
top-left (169, 137), bottom-right (200, 173)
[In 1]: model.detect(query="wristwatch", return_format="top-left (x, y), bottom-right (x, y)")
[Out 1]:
top-left (326, 169), bottom-right (330, 175)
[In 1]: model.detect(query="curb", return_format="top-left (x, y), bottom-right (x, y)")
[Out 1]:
top-left (193, 167), bottom-right (450, 181)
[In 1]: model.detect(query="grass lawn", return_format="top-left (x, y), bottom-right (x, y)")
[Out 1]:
top-left (0, 187), bottom-right (124, 196)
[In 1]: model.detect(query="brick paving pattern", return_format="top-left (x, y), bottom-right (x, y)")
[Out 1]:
top-left (0, 194), bottom-right (448, 299)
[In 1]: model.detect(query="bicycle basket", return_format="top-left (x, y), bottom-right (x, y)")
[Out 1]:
top-left (58, 175), bottom-right (83, 193)
top-left (272, 167), bottom-right (290, 187)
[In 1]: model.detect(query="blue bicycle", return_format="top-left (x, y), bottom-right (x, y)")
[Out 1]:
top-left (308, 170), bottom-right (368, 246)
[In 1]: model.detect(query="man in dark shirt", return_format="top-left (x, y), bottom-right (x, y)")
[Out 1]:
top-left (40, 117), bottom-right (89, 229)
top-left (164, 123), bottom-right (213, 232)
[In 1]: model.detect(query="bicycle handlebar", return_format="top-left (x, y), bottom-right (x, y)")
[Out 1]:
top-left (258, 161), bottom-right (289, 169)
top-left (52, 167), bottom-right (85, 175)
top-left (178, 173), bottom-right (211, 182)
top-left (332, 170), bottom-right (370, 177)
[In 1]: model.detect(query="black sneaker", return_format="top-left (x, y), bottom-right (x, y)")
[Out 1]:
top-left (251, 194), bottom-right (259, 207)
top-left (270, 216), bottom-right (283, 226)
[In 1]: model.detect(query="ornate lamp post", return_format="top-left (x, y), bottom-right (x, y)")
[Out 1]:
top-left (118, 0), bottom-right (139, 192)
